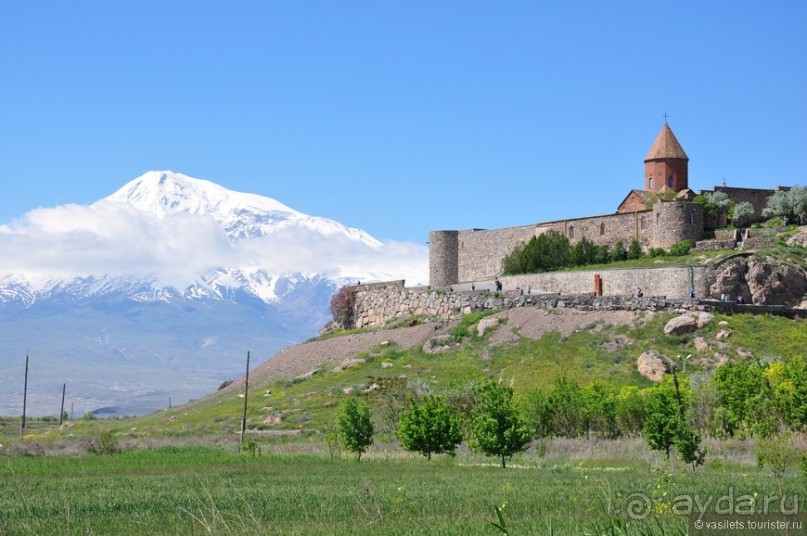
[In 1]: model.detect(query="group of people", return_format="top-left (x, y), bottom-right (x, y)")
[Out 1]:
top-left (719, 293), bottom-right (746, 304)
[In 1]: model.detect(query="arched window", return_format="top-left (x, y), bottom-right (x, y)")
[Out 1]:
top-left (656, 213), bottom-right (661, 226)
top-left (667, 176), bottom-right (674, 188)
top-left (649, 177), bottom-right (654, 189)
top-left (600, 222), bottom-right (605, 236)
top-left (568, 226), bottom-right (574, 239)
top-left (640, 216), bottom-right (646, 230)
top-left (690, 212), bottom-right (695, 226)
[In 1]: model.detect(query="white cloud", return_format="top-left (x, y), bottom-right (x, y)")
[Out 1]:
top-left (0, 202), bottom-right (429, 288)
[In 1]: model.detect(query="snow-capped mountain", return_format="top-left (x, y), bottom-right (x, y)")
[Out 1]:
top-left (0, 171), bottom-right (428, 416)
top-left (101, 171), bottom-right (382, 246)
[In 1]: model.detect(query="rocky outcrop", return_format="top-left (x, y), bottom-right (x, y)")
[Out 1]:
top-left (637, 350), bottom-right (672, 381)
top-left (423, 335), bottom-right (457, 354)
top-left (785, 226), bottom-right (807, 248)
top-left (708, 256), bottom-right (807, 307)
top-left (664, 314), bottom-right (698, 335)
top-left (746, 257), bottom-right (807, 306)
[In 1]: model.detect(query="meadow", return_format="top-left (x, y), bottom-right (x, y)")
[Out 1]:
top-left (1, 441), bottom-right (803, 535)
top-left (2, 310), bottom-right (805, 534)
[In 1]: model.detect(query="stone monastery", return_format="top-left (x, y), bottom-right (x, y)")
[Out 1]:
top-left (429, 123), bottom-right (787, 289)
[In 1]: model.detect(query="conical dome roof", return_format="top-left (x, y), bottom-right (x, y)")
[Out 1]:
top-left (645, 123), bottom-right (688, 161)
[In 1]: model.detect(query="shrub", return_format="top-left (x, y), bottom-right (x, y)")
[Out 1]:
top-left (627, 239), bottom-right (643, 260)
top-left (330, 285), bottom-right (358, 329)
top-left (610, 241), bottom-right (627, 262)
top-left (82, 430), bottom-right (119, 455)
top-left (668, 240), bottom-right (692, 256)
top-left (648, 247), bottom-right (667, 258)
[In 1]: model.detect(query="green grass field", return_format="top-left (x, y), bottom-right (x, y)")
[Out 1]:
top-left (2, 310), bottom-right (805, 534)
top-left (1, 444), bottom-right (802, 535)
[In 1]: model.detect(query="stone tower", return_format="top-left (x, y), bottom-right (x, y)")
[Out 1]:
top-left (644, 123), bottom-right (688, 193)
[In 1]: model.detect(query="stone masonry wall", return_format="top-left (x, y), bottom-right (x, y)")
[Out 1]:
top-left (355, 266), bottom-right (708, 328)
top-left (453, 211), bottom-right (656, 284)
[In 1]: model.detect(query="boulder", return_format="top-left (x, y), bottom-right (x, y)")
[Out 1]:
top-left (785, 227), bottom-right (807, 248)
top-left (715, 329), bottom-right (733, 340)
top-left (423, 335), bottom-right (456, 354)
top-left (694, 312), bottom-right (714, 329)
top-left (477, 316), bottom-right (501, 337)
top-left (708, 259), bottom-right (752, 303)
top-left (637, 350), bottom-right (672, 382)
top-left (664, 314), bottom-right (698, 336)
top-left (333, 358), bottom-right (366, 372)
top-left (746, 257), bottom-right (807, 307)
top-left (693, 337), bottom-right (710, 352)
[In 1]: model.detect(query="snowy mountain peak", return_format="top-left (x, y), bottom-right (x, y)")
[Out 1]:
top-left (101, 170), bottom-right (299, 219)
top-left (99, 171), bottom-right (382, 247)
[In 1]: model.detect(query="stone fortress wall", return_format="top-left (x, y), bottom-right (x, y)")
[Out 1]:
top-left (352, 264), bottom-right (708, 329)
top-left (431, 199), bottom-right (706, 288)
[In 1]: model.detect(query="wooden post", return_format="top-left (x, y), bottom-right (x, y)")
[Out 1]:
top-left (20, 355), bottom-right (29, 438)
top-left (59, 383), bottom-right (66, 425)
top-left (240, 351), bottom-right (251, 447)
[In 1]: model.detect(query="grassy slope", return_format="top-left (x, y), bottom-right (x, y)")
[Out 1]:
top-left (35, 309), bottom-right (798, 445)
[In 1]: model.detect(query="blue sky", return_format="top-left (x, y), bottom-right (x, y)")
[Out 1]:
top-left (1, 1), bottom-right (804, 244)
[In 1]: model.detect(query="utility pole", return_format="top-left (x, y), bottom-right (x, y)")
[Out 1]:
top-left (59, 383), bottom-right (66, 425)
top-left (20, 355), bottom-right (29, 438)
top-left (240, 351), bottom-right (251, 447)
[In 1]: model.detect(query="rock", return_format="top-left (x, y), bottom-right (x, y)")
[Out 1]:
top-left (423, 335), bottom-right (456, 354)
top-left (798, 299), bottom-right (807, 310)
top-left (713, 353), bottom-right (729, 367)
top-left (719, 320), bottom-right (729, 326)
top-left (381, 361), bottom-right (394, 368)
top-left (637, 350), bottom-right (672, 382)
top-left (715, 329), bottom-right (733, 340)
top-left (694, 337), bottom-right (710, 352)
top-left (333, 358), bottom-right (366, 372)
top-left (737, 348), bottom-right (754, 359)
top-left (746, 257), bottom-right (807, 307)
top-left (664, 314), bottom-right (698, 336)
top-left (364, 383), bottom-right (380, 393)
top-left (477, 317), bottom-right (501, 337)
top-left (785, 227), bottom-right (807, 248)
top-left (708, 259), bottom-right (752, 303)
top-left (295, 368), bottom-right (319, 381)
top-left (694, 312), bottom-right (714, 329)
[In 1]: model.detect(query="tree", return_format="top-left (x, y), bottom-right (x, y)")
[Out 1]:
top-left (732, 201), bottom-right (754, 227)
top-left (763, 185), bottom-right (807, 224)
top-left (547, 377), bottom-right (584, 438)
top-left (571, 237), bottom-right (599, 266)
top-left (610, 241), bottom-right (628, 262)
top-left (470, 381), bottom-right (532, 467)
top-left (398, 394), bottom-right (464, 460)
top-left (330, 285), bottom-right (357, 329)
top-left (501, 230), bottom-right (571, 275)
top-left (627, 239), bottom-right (643, 260)
top-left (337, 397), bottom-right (374, 461)
top-left (642, 382), bottom-right (679, 459)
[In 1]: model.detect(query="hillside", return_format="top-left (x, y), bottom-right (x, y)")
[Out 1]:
top-left (21, 304), bottom-right (797, 448)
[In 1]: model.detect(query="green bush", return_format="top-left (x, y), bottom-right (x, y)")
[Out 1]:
top-left (668, 240), bottom-right (693, 256)
top-left (648, 247), bottom-right (667, 258)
